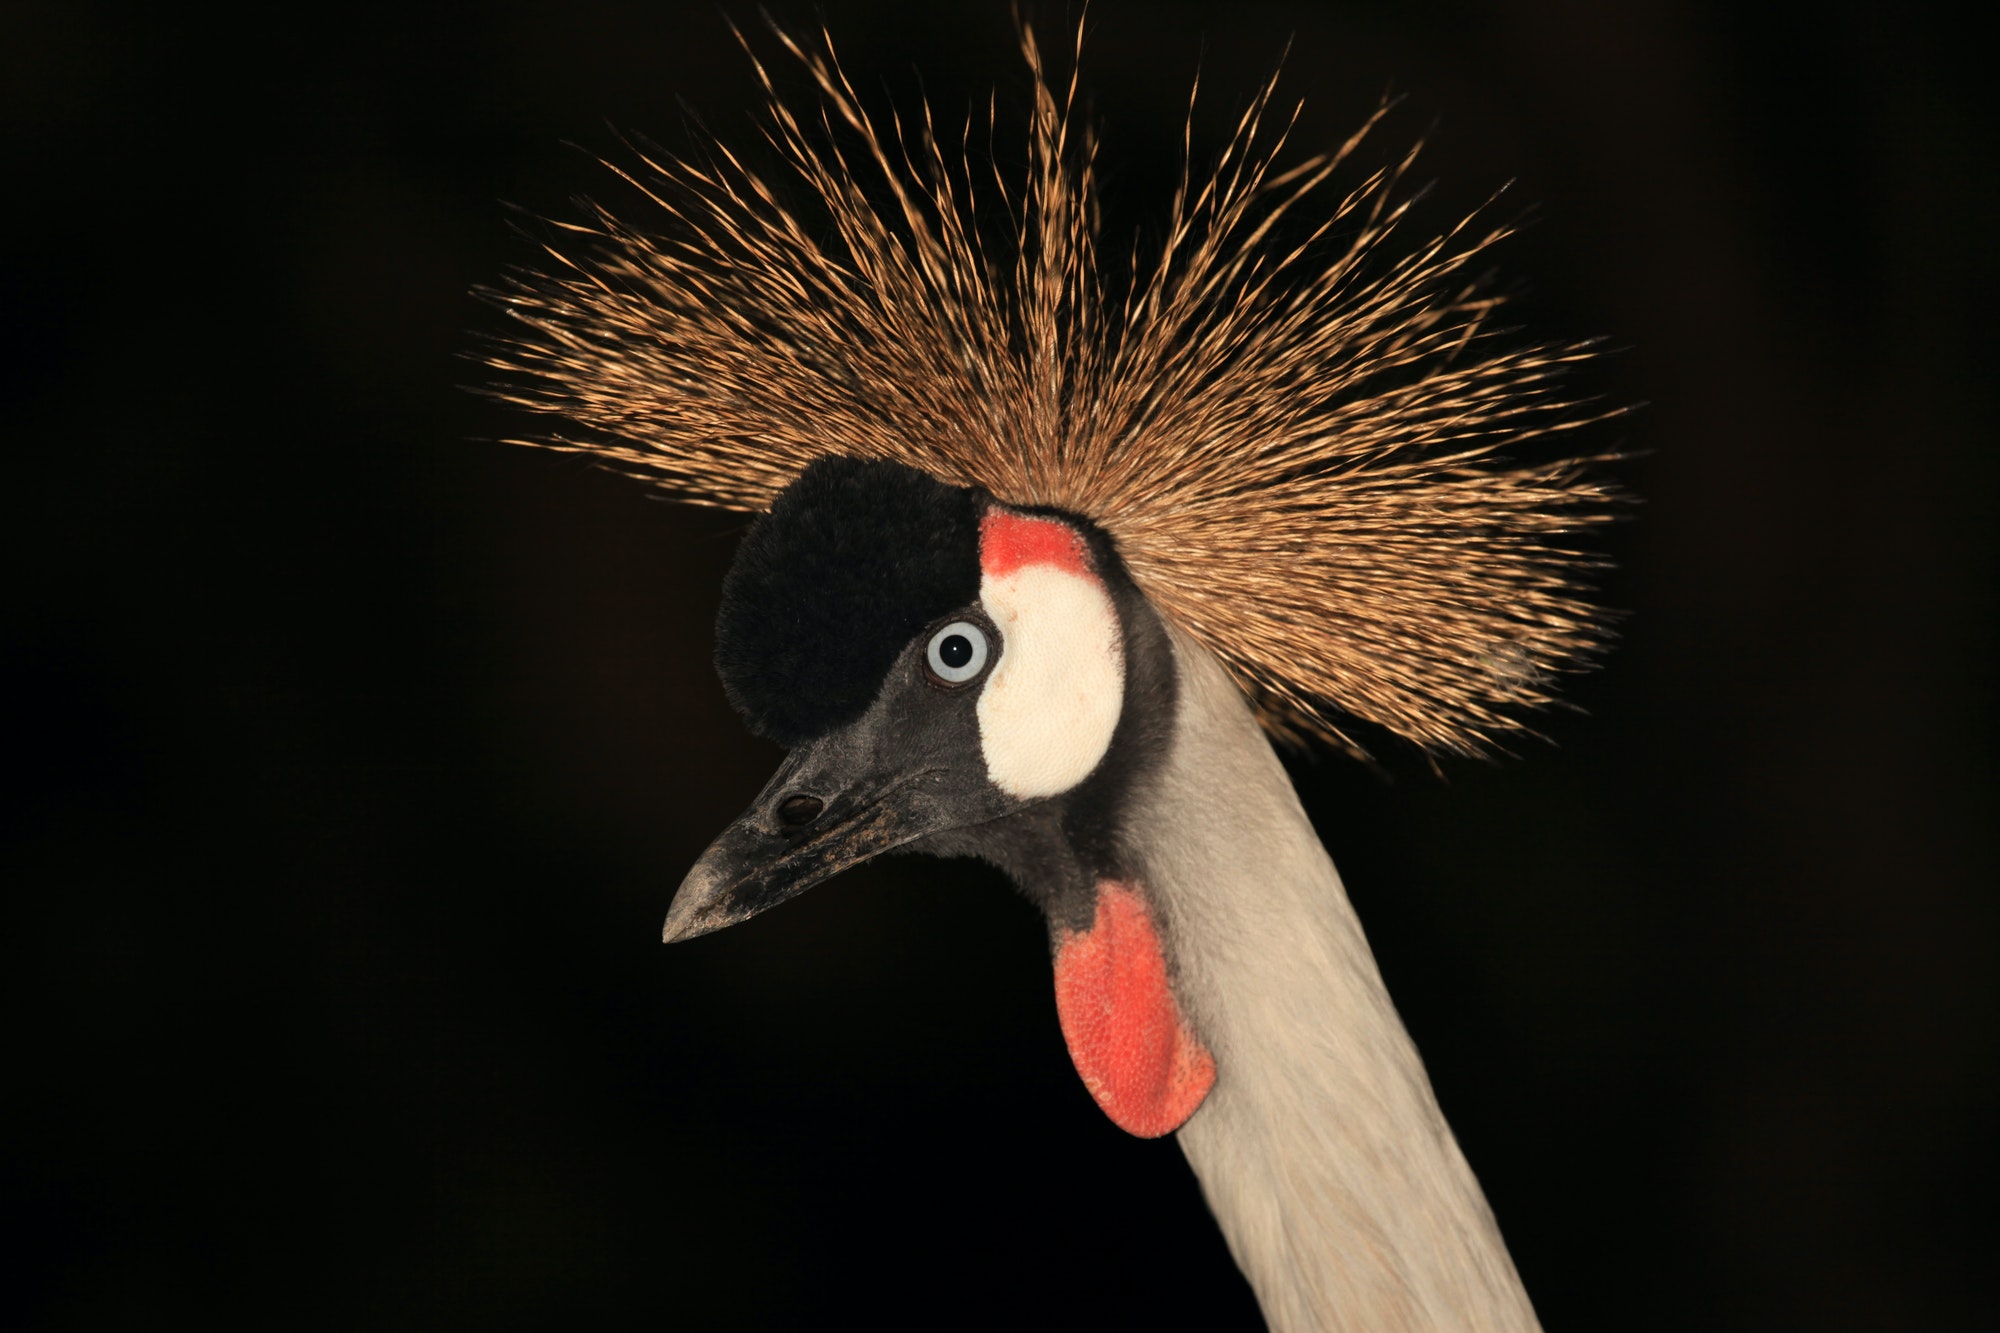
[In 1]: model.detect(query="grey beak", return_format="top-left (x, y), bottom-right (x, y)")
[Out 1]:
top-left (661, 728), bottom-right (959, 943)
top-left (662, 786), bottom-right (905, 942)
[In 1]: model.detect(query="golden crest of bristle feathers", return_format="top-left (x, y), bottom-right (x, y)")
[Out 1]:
top-left (481, 20), bottom-right (1617, 757)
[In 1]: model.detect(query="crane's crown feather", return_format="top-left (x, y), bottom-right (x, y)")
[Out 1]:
top-left (481, 19), bottom-right (1616, 757)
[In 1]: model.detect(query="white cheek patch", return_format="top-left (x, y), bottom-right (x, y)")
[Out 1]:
top-left (976, 564), bottom-right (1124, 799)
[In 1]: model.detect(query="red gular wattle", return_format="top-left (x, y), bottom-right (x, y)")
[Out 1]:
top-left (1052, 880), bottom-right (1217, 1138)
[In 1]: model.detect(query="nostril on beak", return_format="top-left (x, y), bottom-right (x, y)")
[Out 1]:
top-left (778, 794), bottom-right (824, 827)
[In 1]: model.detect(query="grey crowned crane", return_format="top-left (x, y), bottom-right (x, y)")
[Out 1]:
top-left (484, 21), bottom-right (1613, 1332)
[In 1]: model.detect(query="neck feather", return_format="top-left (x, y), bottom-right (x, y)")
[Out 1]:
top-left (1141, 628), bottom-right (1542, 1333)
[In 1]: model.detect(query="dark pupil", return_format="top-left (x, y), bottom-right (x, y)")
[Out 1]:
top-left (938, 633), bottom-right (974, 669)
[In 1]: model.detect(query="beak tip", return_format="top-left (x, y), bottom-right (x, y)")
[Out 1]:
top-left (659, 910), bottom-right (707, 945)
top-left (661, 865), bottom-right (730, 944)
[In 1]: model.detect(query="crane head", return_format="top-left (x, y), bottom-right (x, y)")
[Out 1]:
top-left (664, 456), bottom-right (1212, 1137)
top-left (663, 455), bottom-right (1139, 945)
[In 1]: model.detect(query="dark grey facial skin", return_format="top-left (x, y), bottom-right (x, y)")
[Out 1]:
top-left (915, 564), bottom-right (1179, 936)
top-left (663, 611), bottom-right (1023, 942)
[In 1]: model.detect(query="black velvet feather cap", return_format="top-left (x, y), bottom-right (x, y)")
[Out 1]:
top-left (715, 458), bottom-right (984, 746)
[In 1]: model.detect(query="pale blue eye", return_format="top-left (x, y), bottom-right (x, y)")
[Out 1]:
top-left (926, 621), bottom-right (990, 684)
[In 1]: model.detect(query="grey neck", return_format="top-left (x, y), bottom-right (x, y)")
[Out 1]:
top-left (1140, 628), bottom-right (1543, 1333)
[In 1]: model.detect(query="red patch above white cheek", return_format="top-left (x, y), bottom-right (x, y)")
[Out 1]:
top-left (1053, 881), bottom-right (1216, 1138)
top-left (979, 510), bottom-right (1092, 579)
top-left (975, 510), bottom-right (1123, 799)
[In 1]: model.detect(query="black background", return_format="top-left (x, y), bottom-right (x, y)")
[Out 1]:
top-left (5, 2), bottom-right (1993, 1328)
